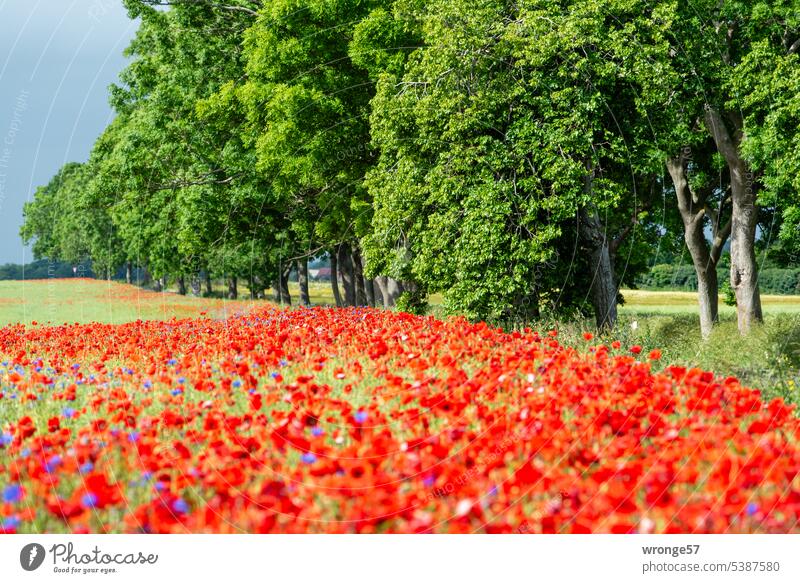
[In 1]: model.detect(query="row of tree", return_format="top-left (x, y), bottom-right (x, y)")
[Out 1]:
top-left (20, 0), bottom-right (800, 336)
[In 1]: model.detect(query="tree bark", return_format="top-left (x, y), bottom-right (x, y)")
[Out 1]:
top-left (125, 262), bottom-right (132, 285)
top-left (363, 268), bottom-right (376, 308)
top-left (338, 243), bottom-right (356, 306)
top-left (177, 275), bottom-right (187, 295)
top-left (329, 250), bottom-right (343, 307)
top-left (227, 276), bottom-right (238, 300)
top-left (579, 176), bottom-right (617, 331)
top-left (204, 272), bottom-right (213, 296)
top-left (704, 106), bottom-right (763, 333)
top-left (372, 278), bottom-right (384, 307)
top-left (279, 266), bottom-right (292, 306)
top-left (375, 276), bottom-right (391, 307)
top-left (190, 274), bottom-right (201, 297)
top-left (665, 152), bottom-right (730, 338)
top-left (351, 246), bottom-right (368, 306)
top-left (386, 278), bottom-right (404, 307)
top-left (154, 276), bottom-right (164, 293)
top-left (272, 280), bottom-right (281, 303)
top-left (297, 258), bottom-right (311, 306)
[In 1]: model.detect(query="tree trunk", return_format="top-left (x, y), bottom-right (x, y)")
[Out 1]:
top-left (372, 278), bottom-right (384, 307)
top-left (338, 243), bottom-right (356, 306)
top-left (351, 246), bottom-right (368, 306)
top-left (297, 258), bottom-right (311, 306)
top-left (364, 274), bottom-right (376, 308)
top-left (272, 280), bottom-right (281, 303)
top-left (228, 276), bottom-right (238, 300)
top-left (375, 276), bottom-right (390, 308)
top-left (329, 250), bottom-right (343, 307)
top-left (666, 152), bottom-right (730, 339)
top-left (125, 262), bottom-right (132, 284)
top-left (704, 107), bottom-right (763, 333)
top-left (579, 204), bottom-right (617, 331)
top-left (205, 272), bottom-right (213, 296)
top-left (386, 278), bottom-right (404, 307)
top-left (190, 274), bottom-right (201, 297)
top-left (177, 275), bottom-right (187, 295)
top-left (279, 267), bottom-right (292, 306)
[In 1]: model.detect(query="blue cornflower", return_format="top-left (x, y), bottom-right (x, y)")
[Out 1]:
top-left (143, 380), bottom-right (152, 389)
top-left (171, 388), bottom-right (183, 396)
top-left (270, 372), bottom-right (280, 379)
top-left (746, 503), bottom-right (759, 517)
top-left (62, 407), bottom-right (75, 419)
top-left (45, 455), bottom-right (62, 473)
top-left (0, 433), bottom-right (12, 447)
top-left (311, 426), bottom-right (324, 437)
top-left (172, 498), bottom-right (189, 514)
top-left (81, 492), bottom-right (98, 509)
top-left (127, 432), bottom-right (140, 443)
top-left (79, 462), bottom-right (94, 474)
top-left (2, 484), bottom-right (23, 503)
top-left (301, 452), bottom-right (317, 464)
top-left (177, 377), bottom-right (185, 384)
top-left (354, 411), bottom-right (368, 424)
top-left (2, 515), bottom-right (20, 530)
top-left (232, 379), bottom-right (242, 388)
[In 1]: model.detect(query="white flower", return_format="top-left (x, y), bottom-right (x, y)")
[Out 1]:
top-left (631, 320), bottom-right (639, 331)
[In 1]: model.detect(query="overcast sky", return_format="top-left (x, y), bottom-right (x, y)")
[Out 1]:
top-left (0, 0), bottom-right (136, 264)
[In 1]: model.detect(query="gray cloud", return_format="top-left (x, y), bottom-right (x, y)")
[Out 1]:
top-left (0, 0), bottom-right (136, 264)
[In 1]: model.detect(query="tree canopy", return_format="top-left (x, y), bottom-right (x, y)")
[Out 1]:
top-left (20, 0), bottom-right (800, 333)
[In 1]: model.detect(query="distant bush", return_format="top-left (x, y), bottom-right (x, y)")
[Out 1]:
top-left (637, 264), bottom-right (800, 295)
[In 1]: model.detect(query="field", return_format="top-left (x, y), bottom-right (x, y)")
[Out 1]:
top-left (0, 279), bottom-right (799, 533)
top-left (0, 279), bottom-right (255, 326)
top-left (2, 279), bottom-right (796, 402)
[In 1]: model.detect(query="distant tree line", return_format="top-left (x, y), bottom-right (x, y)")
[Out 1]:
top-left (638, 265), bottom-right (800, 297)
top-left (19, 0), bottom-right (800, 336)
top-left (0, 260), bottom-right (94, 281)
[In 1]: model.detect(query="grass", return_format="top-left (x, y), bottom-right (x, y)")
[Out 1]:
top-left (0, 278), bottom-right (798, 405)
top-left (619, 289), bottom-right (800, 315)
top-left (0, 278), bottom-right (255, 325)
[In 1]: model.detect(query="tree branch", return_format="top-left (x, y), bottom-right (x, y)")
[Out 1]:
top-left (703, 105), bottom-right (741, 168)
top-left (139, 0), bottom-right (261, 17)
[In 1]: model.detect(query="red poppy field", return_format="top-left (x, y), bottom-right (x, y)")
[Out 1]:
top-left (0, 305), bottom-right (798, 533)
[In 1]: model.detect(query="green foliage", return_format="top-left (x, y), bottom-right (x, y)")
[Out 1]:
top-left (18, 0), bottom-right (800, 330)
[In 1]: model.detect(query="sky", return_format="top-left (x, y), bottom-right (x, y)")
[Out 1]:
top-left (0, 0), bottom-right (137, 264)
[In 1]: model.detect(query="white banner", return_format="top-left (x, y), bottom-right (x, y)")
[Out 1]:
top-left (1, 535), bottom-right (798, 582)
